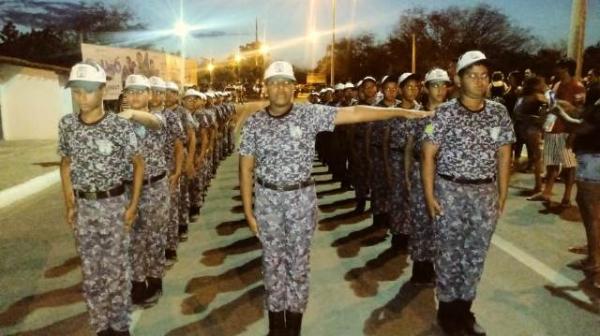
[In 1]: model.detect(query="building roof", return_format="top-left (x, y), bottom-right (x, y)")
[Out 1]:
top-left (0, 56), bottom-right (70, 74)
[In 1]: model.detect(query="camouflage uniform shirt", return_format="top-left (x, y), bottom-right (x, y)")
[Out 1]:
top-left (58, 112), bottom-right (139, 192)
top-left (132, 111), bottom-right (167, 178)
top-left (422, 99), bottom-right (515, 179)
top-left (239, 103), bottom-right (338, 184)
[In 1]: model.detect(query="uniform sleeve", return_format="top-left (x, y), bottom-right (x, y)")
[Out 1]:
top-left (238, 117), bottom-right (256, 156)
top-left (307, 104), bottom-right (338, 133)
top-left (421, 108), bottom-right (448, 146)
top-left (495, 106), bottom-right (516, 148)
top-left (57, 116), bottom-right (71, 157)
top-left (167, 111), bottom-right (185, 141)
top-left (123, 122), bottom-right (140, 159)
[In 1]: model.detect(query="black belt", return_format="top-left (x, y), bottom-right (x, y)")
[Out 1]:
top-left (438, 173), bottom-right (495, 185)
top-left (256, 177), bottom-right (314, 191)
top-left (75, 184), bottom-right (125, 200)
top-left (125, 171), bottom-right (166, 186)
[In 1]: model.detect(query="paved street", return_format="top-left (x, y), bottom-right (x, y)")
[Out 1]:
top-left (1, 102), bottom-right (599, 335)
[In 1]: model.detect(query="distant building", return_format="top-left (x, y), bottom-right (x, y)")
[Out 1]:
top-left (0, 56), bottom-right (74, 140)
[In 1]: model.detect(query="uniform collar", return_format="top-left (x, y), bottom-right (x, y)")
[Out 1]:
top-left (266, 104), bottom-right (294, 119)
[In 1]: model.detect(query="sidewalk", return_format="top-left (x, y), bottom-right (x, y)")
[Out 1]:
top-left (0, 140), bottom-right (60, 191)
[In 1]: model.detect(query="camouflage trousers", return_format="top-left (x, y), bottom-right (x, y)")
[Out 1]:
top-left (167, 177), bottom-right (180, 250)
top-left (130, 177), bottom-right (170, 281)
top-left (254, 184), bottom-right (317, 313)
top-left (408, 161), bottom-right (435, 262)
top-left (351, 139), bottom-right (370, 199)
top-left (74, 194), bottom-right (131, 333)
top-left (179, 175), bottom-right (190, 226)
top-left (228, 126), bottom-right (235, 153)
top-left (433, 177), bottom-right (498, 302)
top-left (369, 147), bottom-right (390, 215)
top-left (388, 151), bottom-right (411, 235)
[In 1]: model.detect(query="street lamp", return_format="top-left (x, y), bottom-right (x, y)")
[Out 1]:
top-left (173, 19), bottom-right (189, 89)
top-left (174, 20), bottom-right (189, 37)
top-left (234, 53), bottom-right (242, 83)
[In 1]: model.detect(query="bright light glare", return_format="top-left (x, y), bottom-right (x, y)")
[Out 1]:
top-left (174, 20), bottom-right (189, 37)
top-left (207, 63), bottom-right (215, 72)
top-left (260, 44), bottom-right (270, 54)
top-left (309, 31), bottom-right (319, 43)
top-left (235, 53), bottom-right (243, 63)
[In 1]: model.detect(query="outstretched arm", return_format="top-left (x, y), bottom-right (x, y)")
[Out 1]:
top-left (334, 105), bottom-right (432, 125)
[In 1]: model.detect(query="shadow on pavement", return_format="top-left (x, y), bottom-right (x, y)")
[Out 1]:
top-left (331, 225), bottom-right (388, 258)
top-left (538, 202), bottom-right (582, 222)
top-left (44, 256), bottom-right (80, 278)
top-left (318, 210), bottom-right (371, 232)
top-left (167, 286), bottom-right (265, 336)
top-left (182, 257), bottom-right (261, 315)
top-left (345, 246), bottom-right (409, 297)
top-left (544, 280), bottom-right (600, 314)
top-left (318, 198), bottom-right (356, 213)
top-left (9, 312), bottom-right (92, 336)
top-left (363, 281), bottom-right (439, 336)
top-left (31, 161), bottom-right (60, 167)
top-left (215, 219), bottom-right (247, 236)
top-left (0, 283), bottom-right (83, 327)
top-left (201, 236), bottom-right (261, 266)
top-left (316, 187), bottom-right (346, 199)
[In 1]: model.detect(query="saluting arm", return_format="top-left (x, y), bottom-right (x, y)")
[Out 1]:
top-left (119, 109), bottom-right (162, 130)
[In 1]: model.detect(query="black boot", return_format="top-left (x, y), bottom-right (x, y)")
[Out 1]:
top-left (460, 300), bottom-right (486, 336)
top-left (410, 261), bottom-right (425, 284)
top-left (112, 329), bottom-right (131, 336)
top-left (143, 277), bottom-right (163, 306)
top-left (131, 281), bottom-right (147, 305)
top-left (422, 260), bottom-right (436, 285)
top-left (267, 311), bottom-right (286, 336)
top-left (354, 198), bottom-right (366, 213)
top-left (97, 329), bottom-right (112, 336)
top-left (372, 213), bottom-right (389, 227)
top-left (437, 300), bottom-right (463, 336)
top-left (165, 249), bottom-right (178, 267)
top-left (391, 233), bottom-right (409, 251)
top-left (178, 224), bottom-right (188, 242)
top-left (285, 311), bottom-right (303, 336)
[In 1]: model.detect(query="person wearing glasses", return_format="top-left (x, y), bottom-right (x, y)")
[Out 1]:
top-left (422, 51), bottom-right (515, 336)
top-left (239, 61), bottom-right (432, 336)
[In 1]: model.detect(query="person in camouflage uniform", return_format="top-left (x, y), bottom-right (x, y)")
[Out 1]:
top-left (165, 82), bottom-right (198, 246)
top-left (239, 61), bottom-right (431, 336)
top-left (148, 77), bottom-right (185, 267)
top-left (123, 74), bottom-right (170, 308)
top-left (422, 51), bottom-right (515, 336)
top-left (351, 76), bottom-right (378, 213)
top-left (385, 73), bottom-right (424, 249)
top-left (59, 62), bottom-right (145, 336)
top-left (369, 75), bottom-right (398, 228)
top-left (405, 68), bottom-right (451, 285)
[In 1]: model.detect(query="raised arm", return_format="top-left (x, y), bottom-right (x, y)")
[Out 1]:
top-left (334, 105), bottom-right (432, 125)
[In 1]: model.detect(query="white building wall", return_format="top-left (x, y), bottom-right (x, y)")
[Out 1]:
top-left (0, 64), bottom-right (72, 140)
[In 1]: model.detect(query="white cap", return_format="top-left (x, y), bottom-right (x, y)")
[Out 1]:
top-left (344, 82), bottom-right (355, 89)
top-left (264, 61), bottom-right (296, 82)
top-left (363, 76), bottom-right (377, 84)
top-left (334, 83), bottom-right (345, 90)
top-left (165, 81), bottom-right (179, 92)
top-left (124, 74), bottom-right (150, 90)
top-left (356, 80), bottom-right (364, 87)
top-left (325, 87), bottom-right (335, 92)
top-left (199, 92), bottom-right (207, 100)
top-left (319, 88), bottom-right (326, 94)
top-left (183, 89), bottom-right (202, 98)
top-left (149, 76), bottom-right (166, 91)
top-left (424, 68), bottom-right (451, 83)
top-left (310, 91), bottom-right (319, 96)
top-left (456, 50), bottom-right (489, 73)
top-left (66, 62), bottom-right (106, 89)
top-left (205, 91), bottom-right (215, 98)
top-left (398, 72), bottom-right (418, 86)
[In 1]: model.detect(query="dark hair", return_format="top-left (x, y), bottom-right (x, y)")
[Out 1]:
top-left (491, 71), bottom-right (504, 82)
top-left (521, 76), bottom-right (544, 96)
top-left (556, 58), bottom-right (576, 76)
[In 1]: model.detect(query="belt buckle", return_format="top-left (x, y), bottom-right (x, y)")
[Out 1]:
top-left (85, 192), bottom-right (97, 200)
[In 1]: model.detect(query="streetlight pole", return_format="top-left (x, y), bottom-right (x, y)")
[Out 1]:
top-left (331, 0), bottom-right (336, 85)
top-left (568, 0), bottom-right (587, 79)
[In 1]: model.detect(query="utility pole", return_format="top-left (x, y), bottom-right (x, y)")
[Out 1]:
top-left (568, 0), bottom-right (587, 79)
top-left (411, 34), bottom-right (416, 73)
top-left (331, 0), bottom-right (336, 85)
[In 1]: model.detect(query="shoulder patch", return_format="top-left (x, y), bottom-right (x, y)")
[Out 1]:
top-left (424, 124), bottom-right (434, 135)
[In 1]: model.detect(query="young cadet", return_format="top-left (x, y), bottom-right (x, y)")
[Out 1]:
top-left (239, 61), bottom-right (431, 336)
top-left (165, 82), bottom-right (198, 248)
top-left (59, 62), bottom-right (145, 336)
top-left (148, 77), bottom-right (185, 267)
top-left (124, 74), bottom-right (170, 307)
top-left (405, 68), bottom-right (451, 285)
top-left (422, 51), bottom-right (515, 335)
